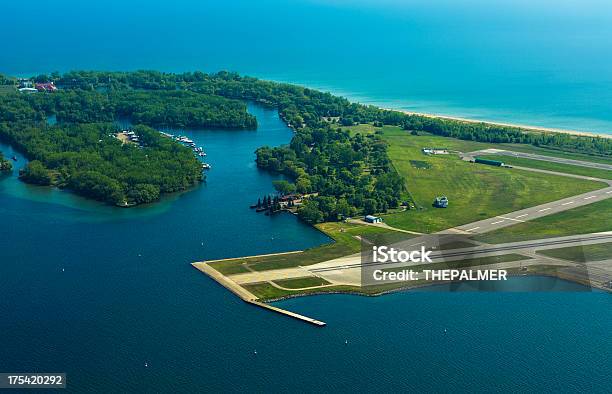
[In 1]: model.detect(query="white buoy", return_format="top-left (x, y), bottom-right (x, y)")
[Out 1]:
top-left (62, 268), bottom-right (65, 272)
top-left (254, 350), bottom-right (257, 355)
top-left (145, 362), bottom-right (148, 368)
top-left (345, 340), bottom-right (348, 345)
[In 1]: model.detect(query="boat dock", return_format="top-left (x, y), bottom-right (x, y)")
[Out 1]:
top-left (191, 261), bottom-right (326, 327)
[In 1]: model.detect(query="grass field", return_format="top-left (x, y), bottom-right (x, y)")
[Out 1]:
top-left (209, 222), bottom-right (409, 275)
top-left (273, 276), bottom-right (330, 289)
top-left (242, 255), bottom-right (531, 300)
top-left (242, 282), bottom-right (359, 300)
top-left (480, 154), bottom-right (612, 180)
top-left (353, 127), bottom-right (607, 233)
top-left (537, 242), bottom-right (612, 263)
top-left (497, 143), bottom-right (612, 166)
top-left (475, 199), bottom-right (612, 244)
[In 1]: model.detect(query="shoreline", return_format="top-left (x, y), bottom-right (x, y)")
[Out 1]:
top-left (263, 75), bottom-right (612, 138)
top-left (387, 108), bottom-right (612, 139)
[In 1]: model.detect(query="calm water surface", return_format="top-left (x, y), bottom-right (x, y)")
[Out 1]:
top-left (1, 0), bottom-right (611, 391)
top-left (2, 0), bottom-right (612, 133)
top-left (0, 104), bottom-right (610, 392)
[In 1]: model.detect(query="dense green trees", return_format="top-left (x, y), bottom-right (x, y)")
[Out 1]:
top-left (45, 69), bottom-right (611, 157)
top-left (0, 74), bottom-right (14, 86)
top-left (256, 126), bottom-right (403, 222)
top-left (112, 90), bottom-right (257, 129)
top-left (0, 119), bottom-right (203, 205)
top-left (0, 152), bottom-right (12, 172)
top-left (272, 180), bottom-right (296, 195)
top-left (2, 69), bottom-right (609, 213)
top-left (20, 161), bottom-right (51, 184)
top-left (5, 89), bottom-right (257, 129)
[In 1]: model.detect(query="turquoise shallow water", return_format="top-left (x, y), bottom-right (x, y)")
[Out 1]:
top-left (1, 1), bottom-right (612, 391)
top-left (2, 0), bottom-right (612, 133)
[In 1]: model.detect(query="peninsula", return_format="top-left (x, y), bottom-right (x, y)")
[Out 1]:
top-left (1, 70), bottom-right (610, 321)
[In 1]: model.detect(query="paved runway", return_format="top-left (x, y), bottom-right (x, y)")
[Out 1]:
top-left (466, 148), bottom-right (612, 171)
top-left (451, 151), bottom-right (612, 235)
top-left (226, 148), bottom-right (612, 288)
top-left (452, 183), bottom-right (612, 235)
top-left (225, 232), bottom-right (611, 286)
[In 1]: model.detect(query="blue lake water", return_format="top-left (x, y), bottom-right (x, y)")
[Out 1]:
top-left (2, 0), bottom-right (612, 134)
top-left (1, 0), bottom-right (612, 392)
top-left (0, 103), bottom-right (610, 392)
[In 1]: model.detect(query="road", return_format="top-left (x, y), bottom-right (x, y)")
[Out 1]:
top-left (452, 182), bottom-right (612, 235)
top-left (448, 151), bottom-right (612, 235)
top-left (465, 148), bottom-right (612, 171)
top-left (207, 147), bottom-right (612, 293)
top-left (227, 232), bottom-right (612, 287)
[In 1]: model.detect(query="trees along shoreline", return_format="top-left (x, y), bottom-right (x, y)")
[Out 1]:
top-left (2, 70), bottom-right (609, 212)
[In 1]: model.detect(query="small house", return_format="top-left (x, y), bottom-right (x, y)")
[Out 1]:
top-left (365, 215), bottom-right (382, 223)
top-left (35, 82), bottom-right (57, 92)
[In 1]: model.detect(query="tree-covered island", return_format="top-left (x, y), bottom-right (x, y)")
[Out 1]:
top-left (0, 152), bottom-right (12, 172)
top-left (0, 70), bottom-right (610, 214)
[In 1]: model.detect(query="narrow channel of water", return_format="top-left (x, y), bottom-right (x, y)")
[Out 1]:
top-left (0, 104), bottom-right (610, 392)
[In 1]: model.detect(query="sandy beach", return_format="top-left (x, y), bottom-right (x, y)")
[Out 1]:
top-left (390, 108), bottom-right (612, 139)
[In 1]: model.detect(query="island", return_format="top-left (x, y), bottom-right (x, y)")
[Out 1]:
top-left (0, 151), bottom-right (12, 172)
top-left (1, 70), bottom-right (610, 323)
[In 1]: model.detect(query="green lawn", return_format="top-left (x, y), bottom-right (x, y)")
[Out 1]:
top-left (537, 242), bottom-right (612, 263)
top-left (343, 123), bottom-right (612, 165)
top-left (374, 128), bottom-right (606, 233)
top-left (498, 143), bottom-right (612, 166)
top-left (475, 199), bottom-right (612, 244)
top-left (243, 280), bottom-right (450, 301)
top-left (209, 222), bottom-right (410, 274)
top-left (344, 123), bottom-right (494, 152)
top-left (480, 154), bottom-right (612, 180)
top-left (273, 276), bottom-right (330, 289)
top-left (242, 282), bottom-right (358, 301)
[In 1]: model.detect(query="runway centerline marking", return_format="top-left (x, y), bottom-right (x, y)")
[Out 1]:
top-left (465, 227), bottom-right (480, 232)
top-left (584, 196), bottom-right (597, 200)
top-left (498, 216), bottom-right (526, 223)
top-left (538, 208), bottom-right (551, 212)
top-left (561, 201), bottom-right (574, 206)
top-left (491, 220), bottom-right (505, 225)
top-left (515, 214), bottom-right (529, 219)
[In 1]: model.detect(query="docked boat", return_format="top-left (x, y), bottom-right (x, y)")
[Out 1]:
top-left (201, 163), bottom-right (211, 170)
top-left (177, 136), bottom-right (194, 144)
top-left (198, 152), bottom-right (206, 157)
